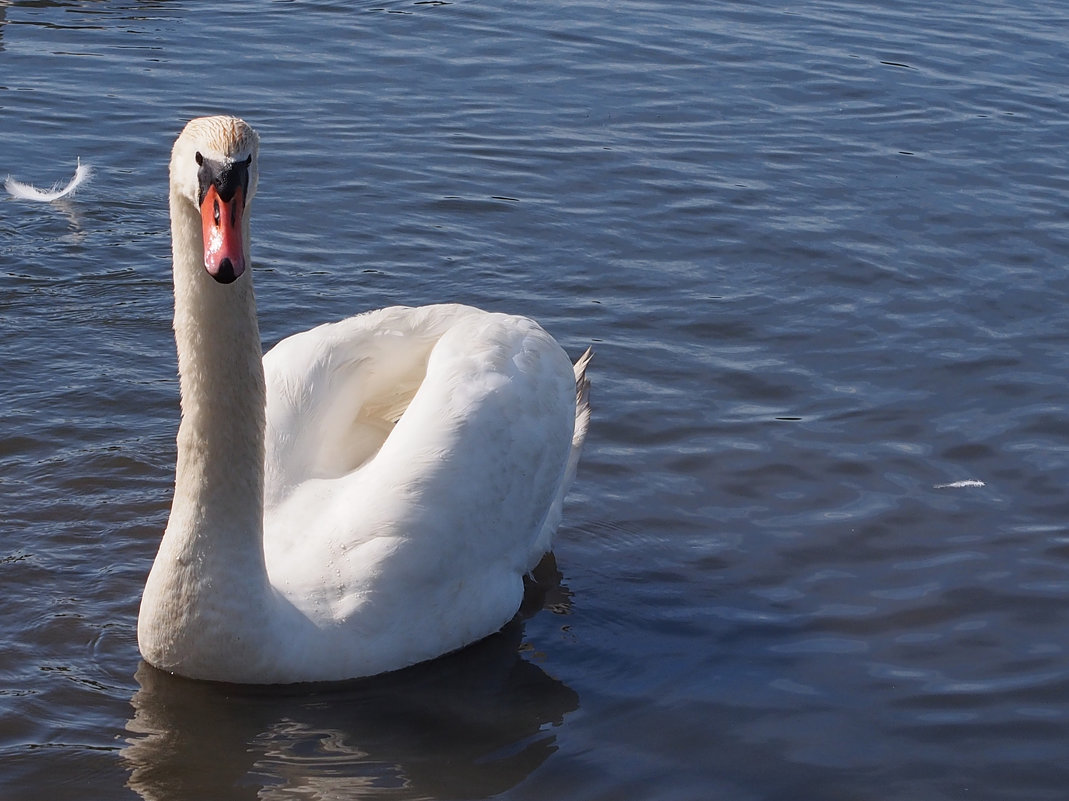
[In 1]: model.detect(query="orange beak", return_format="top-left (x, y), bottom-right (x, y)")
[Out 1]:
top-left (200, 184), bottom-right (246, 284)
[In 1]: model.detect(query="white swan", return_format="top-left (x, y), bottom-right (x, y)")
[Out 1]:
top-left (138, 116), bottom-right (592, 684)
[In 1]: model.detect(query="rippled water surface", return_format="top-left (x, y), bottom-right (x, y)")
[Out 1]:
top-left (3, 0), bottom-right (1069, 798)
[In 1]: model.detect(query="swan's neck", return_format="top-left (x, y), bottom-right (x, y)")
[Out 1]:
top-left (166, 188), bottom-right (266, 566)
top-left (138, 190), bottom-right (275, 678)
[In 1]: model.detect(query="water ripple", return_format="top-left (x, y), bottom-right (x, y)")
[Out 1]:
top-left (4, 0), bottom-right (1069, 798)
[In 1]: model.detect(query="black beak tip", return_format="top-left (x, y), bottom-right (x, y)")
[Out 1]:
top-left (211, 258), bottom-right (238, 284)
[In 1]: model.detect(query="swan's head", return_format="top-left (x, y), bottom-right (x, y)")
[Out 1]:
top-left (171, 116), bottom-right (260, 285)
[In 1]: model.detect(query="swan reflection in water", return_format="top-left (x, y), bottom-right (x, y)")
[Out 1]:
top-left (123, 560), bottom-right (578, 800)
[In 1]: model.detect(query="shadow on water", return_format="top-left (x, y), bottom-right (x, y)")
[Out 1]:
top-left (123, 563), bottom-right (579, 800)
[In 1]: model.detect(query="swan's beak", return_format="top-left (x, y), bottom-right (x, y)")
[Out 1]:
top-left (200, 184), bottom-right (246, 284)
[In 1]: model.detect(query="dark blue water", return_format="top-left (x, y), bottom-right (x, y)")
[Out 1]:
top-left (3, 1), bottom-right (1069, 798)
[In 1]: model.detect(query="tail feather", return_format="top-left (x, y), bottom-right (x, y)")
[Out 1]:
top-left (571, 346), bottom-right (593, 453)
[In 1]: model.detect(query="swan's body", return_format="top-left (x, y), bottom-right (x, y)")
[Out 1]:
top-left (138, 116), bottom-right (591, 684)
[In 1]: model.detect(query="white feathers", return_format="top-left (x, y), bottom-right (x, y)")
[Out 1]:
top-left (5, 158), bottom-right (93, 202)
top-left (934, 479), bottom-right (985, 489)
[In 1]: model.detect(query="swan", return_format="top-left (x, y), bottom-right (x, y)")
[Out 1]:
top-left (137, 115), bottom-right (592, 684)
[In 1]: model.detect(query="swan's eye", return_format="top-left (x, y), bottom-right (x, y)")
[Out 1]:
top-left (195, 151), bottom-right (204, 166)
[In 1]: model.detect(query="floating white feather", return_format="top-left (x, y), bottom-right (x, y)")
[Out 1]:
top-left (5, 159), bottom-right (93, 202)
top-left (934, 479), bottom-right (985, 489)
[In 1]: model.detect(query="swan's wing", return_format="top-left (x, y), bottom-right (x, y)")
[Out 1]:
top-left (262, 304), bottom-right (476, 509)
top-left (261, 305), bottom-right (580, 637)
top-left (360, 308), bottom-right (579, 575)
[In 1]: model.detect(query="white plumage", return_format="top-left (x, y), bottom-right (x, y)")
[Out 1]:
top-left (137, 116), bottom-right (591, 684)
top-left (4, 158), bottom-right (92, 202)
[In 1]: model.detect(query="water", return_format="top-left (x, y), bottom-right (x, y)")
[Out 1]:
top-left (2, 0), bottom-right (1069, 797)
